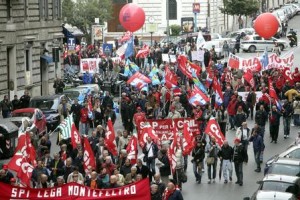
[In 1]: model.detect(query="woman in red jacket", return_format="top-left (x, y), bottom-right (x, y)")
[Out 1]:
top-left (227, 96), bottom-right (237, 130)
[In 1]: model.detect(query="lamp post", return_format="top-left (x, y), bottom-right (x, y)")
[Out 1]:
top-left (166, 0), bottom-right (170, 43)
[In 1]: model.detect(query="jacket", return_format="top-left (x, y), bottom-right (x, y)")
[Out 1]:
top-left (255, 110), bottom-right (268, 126)
top-left (282, 102), bottom-right (293, 118)
top-left (233, 144), bottom-right (246, 163)
top-left (167, 190), bottom-right (184, 200)
top-left (218, 145), bottom-right (233, 161)
top-left (293, 100), bottom-right (300, 115)
top-left (136, 164), bottom-right (149, 179)
top-left (85, 177), bottom-right (104, 189)
top-left (191, 146), bottom-right (205, 164)
top-left (227, 100), bottom-right (237, 116)
top-left (158, 152), bottom-right (171, 176)
top-left (249, 134), bottom-right (264, 152)
top-left (235, 112), bottom-right (247, 128)
top-left (143, 142), bottom-right (159, 159)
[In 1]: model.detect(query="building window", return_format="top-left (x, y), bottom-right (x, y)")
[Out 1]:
top-left (57, 0), bottom-right (62, 19)
top-left (39, 0), bottom-right (45, 20)
top-left (25, 49), bottom-right (30, 71)
top-left (52, 0), bottom-right (57, 19)
top-left (6, 0), bottom-right (12, 21)
top-left (45, 0), bottom-right (49, 20)
top-left (24, 0), bottom-right (28, 19)
top-left (168, 0), bottom-right (177, 20)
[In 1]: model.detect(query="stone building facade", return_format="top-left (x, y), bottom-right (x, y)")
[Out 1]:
top-left (0, 0), bottom-right (63, 100)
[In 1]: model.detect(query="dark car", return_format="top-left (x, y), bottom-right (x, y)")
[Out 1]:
top-left (264, 158), bottom-right (300, 177)
top-left (29, 94), bottom-right (71, 131)
top-left (0, 121), bottom-right (19, 159)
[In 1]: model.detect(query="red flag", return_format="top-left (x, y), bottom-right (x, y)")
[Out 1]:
top-left (188, 61), bottom-right (201, 76)
top-left (212, 77), bottom-right (224, 107)
top-left (283, 67), bottom-right (294, 85)
top-left (7, 151), bottom-right (23, 172)
top-left (243, 70), bottom-right (255, 88)
top-left (71, 123), bottom-right (81, 149)
top-left (136, 44), bottom-right (150, 58)
top-left (139, 123), bottom-right (160, 148)
top-left (126, 135), bottom-right (138, 165)
top-left (83, 136), bottom-right (96, 171)
top-left (17, 157), bottom-right (34, 187)
top-left (15, 132), bottom-right (36, 167)
top-left (167, 130), bottom-right (177, 175)
top-left (105, 118), bottom-right (118, 156)
top-left (204, 118), bottom-right (225, 146)
top-left (177, 55), bottom-right (193, 79)
top-left (182, 122), bottom-right (194, 156)
top-left (188, 86), bottom-right (210, 106)
top-left (268, 77), bottom-right (279, 100)
top-left (127, 72), bottom-right (152, 90)
top-left (165, 66), bottom-right (178, 89)
top-left (227, 53), bottom-right (240, 69)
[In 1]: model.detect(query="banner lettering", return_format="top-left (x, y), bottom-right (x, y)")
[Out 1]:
top-left (137, 118), bottom-right (200, 140)
top-left (0, 179), bottom-right (150, 200)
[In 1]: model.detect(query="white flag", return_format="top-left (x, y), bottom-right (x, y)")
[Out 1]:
top-left (196, 31), bottom-right (206, 50)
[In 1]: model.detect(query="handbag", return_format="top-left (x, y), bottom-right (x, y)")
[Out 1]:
top-left (206, 157), bottom-right (215, 165)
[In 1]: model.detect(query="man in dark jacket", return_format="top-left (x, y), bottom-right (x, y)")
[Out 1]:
top-left (282, 100), bottom-right (293, 138)
top-left (218, 141), bottom-right (233, 183)
top-left (49, 153), bottom-right (64, 183)
top-left (136, 159), bottom-right (149, 179)
top-left (233, 138), bottom-right (247, 186)
top-left (163, 182), bottom-right (184, 200)
top-left (255, 105), bottom-right (268, 138)
top-left (192, 142), bottom-right (205, 184)
top-left (19, 90), bottom-right (31, 108)
top-left (158, 147), bottom-right (170, 185)
top-left (249, 130), bottom-right (264, 172)
top-left (71, 99), bottom-right (82, 130)
top-left (53, 77), bottom-right (65, 94)
top-left (143, 137), bottom-right (159, 180)
top-left (269, 106), bottom-right (282, 143)
top-left (85, 171), bottom-right (104, 189)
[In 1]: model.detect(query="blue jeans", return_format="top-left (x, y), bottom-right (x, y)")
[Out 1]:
top-left (283, 117), bottom-right (291, 136)
top-left (294, 114), bottom-right (300, 126)
top-left (79, 122), bottom-right (89, 135)
top-left (229, 115), bottom-right (235, 129)
top-left (207, 160), bottom-right (217, 180)
top-left (254, 150), bottom-right (261, 169)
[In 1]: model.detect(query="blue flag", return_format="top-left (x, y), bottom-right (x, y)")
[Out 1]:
top-left (125, 37), bottom-right (134, 59)
top-left (260, 48), bottom-right (269, 69)
top-left (192, 71), bottom-right (207, 94)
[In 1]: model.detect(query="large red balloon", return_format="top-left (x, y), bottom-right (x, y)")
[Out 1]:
top-left (119, 3), bottom-right (145, 32)
top-left (253, 13), bottom-right (279, 39)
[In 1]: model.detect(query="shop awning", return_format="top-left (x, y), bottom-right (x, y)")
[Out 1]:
top-left (40, 55), bottom-right (53, 63)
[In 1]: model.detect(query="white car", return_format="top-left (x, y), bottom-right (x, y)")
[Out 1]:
top-left (240, 35), bottom-right (288, 52)
top-left (77, 84), bottom-right (100, 93)
top-left (203, 40), bottom-right (225, 59)
top-left (244, 190), bottom-right (297, 200)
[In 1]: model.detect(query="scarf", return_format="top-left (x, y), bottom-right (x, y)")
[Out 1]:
top-left (163, 188), bottom-right (176, 200)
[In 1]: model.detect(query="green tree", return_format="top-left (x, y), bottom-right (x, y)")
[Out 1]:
top-left (220, 0), bottom-right (259, 16)
top-left (62, 0), bottom-right (74, 21)
top-left (62, 0), bottom-right (112, 40)
top-left (170, 24), bottom-right (181, 36)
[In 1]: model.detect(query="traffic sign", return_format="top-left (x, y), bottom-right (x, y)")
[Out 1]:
top-left (193, 3), bottom-right (200, 13)
top-left (102, 43), bottom-right (113, 55)
top-left (67, 37), bottom-right (75, 51)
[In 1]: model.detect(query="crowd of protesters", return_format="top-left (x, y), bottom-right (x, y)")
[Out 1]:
top-left (1, 36), bottom-right (300, 200)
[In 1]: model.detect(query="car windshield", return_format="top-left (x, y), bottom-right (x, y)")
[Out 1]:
top-left (261, 181), bottom-right (298, 194)
top-left (64, 91), bottom-right (80, 100)
top-left (30, 99), bottom-right (59, 111)
top-left (269, 164), bottom-right (300, 176)
top-left (12, 112), bottom-right (33, 118)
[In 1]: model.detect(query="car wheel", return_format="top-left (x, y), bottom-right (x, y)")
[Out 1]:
top-left (279, 44), bottom-right (284, 51)
top-left (248, 45), bottom-right (256, 53)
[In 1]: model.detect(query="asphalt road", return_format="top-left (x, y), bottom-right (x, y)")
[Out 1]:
top-left (1, 15), bottom-right (300, 200)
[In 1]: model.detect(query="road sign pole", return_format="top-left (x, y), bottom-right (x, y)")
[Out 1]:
top-left (194, 12), bottom-right (198, 32)
top-left (150, 32), bottom-right (153, 46)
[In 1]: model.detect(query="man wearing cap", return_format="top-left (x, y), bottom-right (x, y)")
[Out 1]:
top-left (233, 138), bottom-right (247, 186)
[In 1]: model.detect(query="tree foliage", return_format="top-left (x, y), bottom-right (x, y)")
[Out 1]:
top-left (220, 0), bottom-right (259, 16)
top-left (170, 24), bottom-right (181, 36)
top-left (62, 0), bottom-right (112, 35)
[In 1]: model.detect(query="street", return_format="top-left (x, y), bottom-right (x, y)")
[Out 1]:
top-left (1, 15), bottom-right (299, 200)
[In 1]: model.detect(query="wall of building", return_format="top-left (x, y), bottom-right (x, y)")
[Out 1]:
top-left (0, 0), bottom-right (63, 100)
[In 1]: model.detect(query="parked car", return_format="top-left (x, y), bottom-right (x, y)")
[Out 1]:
top-left (29, 95), bottom-right (71, 131)
top-left (265, 144), bottom-right (300, 171)
top-left (10, 108), bottom-right (47, 137)
top-left (264, 158), bottom-right (300, 176)
top-left (273, 9), bottom-right (289, 23)
top-left (63, 87), bottom-right (90, 104)
top-left (251, 174), bottom-right (300, 199)
top-left (244, 190), bottom-right (297, 200)
top-left (240, 35), bottom-right (288, 52)
top-left (76, 84), bottom-right (100, 93)
top-left (203, 40), bottom-right (225, 59)
top-left (0, 121), bottom-right (18, 159)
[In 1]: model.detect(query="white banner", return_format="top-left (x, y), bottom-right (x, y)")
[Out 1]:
top-left (80, 58), bottom-right (101, 73)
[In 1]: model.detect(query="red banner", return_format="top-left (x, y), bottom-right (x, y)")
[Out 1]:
top-left (0, 179), bottom-right (150, 200)
top-left (137, 118), bottom-right (200, 140)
